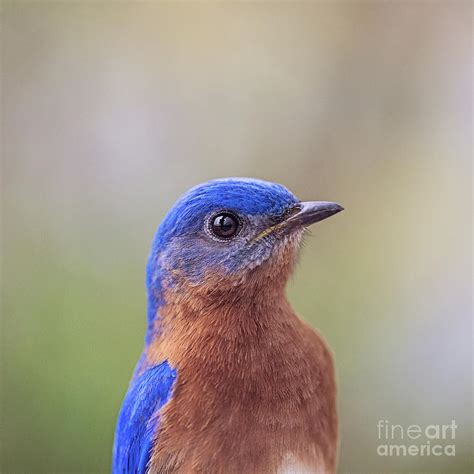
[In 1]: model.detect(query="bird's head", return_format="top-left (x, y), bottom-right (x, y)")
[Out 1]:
top-left (146, 178), bottom-right (342, 321)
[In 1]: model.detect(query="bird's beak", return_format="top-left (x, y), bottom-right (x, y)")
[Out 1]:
top-left (253, 201), bottom-right (343, 242)
top-left (283, 201), bottom-right (344, 231)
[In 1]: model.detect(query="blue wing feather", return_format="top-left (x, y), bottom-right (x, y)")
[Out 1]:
top-left (113, 361), bottom-right (177, 473)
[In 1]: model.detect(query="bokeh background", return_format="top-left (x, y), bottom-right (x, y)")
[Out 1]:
top-left (1, 2), bottom-right (472, 473)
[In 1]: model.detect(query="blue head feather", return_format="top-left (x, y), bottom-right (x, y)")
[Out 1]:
top-left (145, 178), bottom-right (299, 341)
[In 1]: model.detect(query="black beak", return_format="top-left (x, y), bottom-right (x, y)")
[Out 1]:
top-left (283, 201), bottom-right (343, 231)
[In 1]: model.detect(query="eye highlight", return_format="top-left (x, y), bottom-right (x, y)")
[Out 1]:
top-left (209, 212), bottom-right (240, 239)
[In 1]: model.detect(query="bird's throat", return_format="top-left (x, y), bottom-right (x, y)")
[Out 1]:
top-left (144, 282), bottom-right (293, 370)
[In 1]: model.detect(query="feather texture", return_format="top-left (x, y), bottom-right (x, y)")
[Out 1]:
top-left (113, 361), bottom-right (177, 473)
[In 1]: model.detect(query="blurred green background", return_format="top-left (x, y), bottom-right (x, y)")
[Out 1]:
top-left (1, 2), bottom-right (472, 473)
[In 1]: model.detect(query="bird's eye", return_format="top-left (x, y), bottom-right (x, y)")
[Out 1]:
top-left (209, 212), bottom-right (240, 239)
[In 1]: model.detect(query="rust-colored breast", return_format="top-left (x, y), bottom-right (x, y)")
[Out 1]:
top-left (146, 287), bottom-right (338, 474)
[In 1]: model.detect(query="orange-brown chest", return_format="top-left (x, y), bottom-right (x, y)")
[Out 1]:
top-left (145, 298), bottom-right (338, 473)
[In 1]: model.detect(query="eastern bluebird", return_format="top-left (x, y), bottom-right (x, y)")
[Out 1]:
top-left (113, 178), bottom-right (343, 473)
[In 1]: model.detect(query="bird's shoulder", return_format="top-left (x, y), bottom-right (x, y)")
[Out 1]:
top-left (297, 315), bottom-right (335, 363)
top-left (112, 360), bottom-right (177, 474)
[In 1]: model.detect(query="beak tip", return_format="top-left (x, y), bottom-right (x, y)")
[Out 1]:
top-left (320, 202), bottom-right (344, 216)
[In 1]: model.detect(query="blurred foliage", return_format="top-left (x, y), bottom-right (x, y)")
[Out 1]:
top-left (1, 2), bottom-right (472, 473)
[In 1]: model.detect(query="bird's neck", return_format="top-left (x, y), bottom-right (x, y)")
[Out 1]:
top-left (142, 278), bottom-right (295, 372)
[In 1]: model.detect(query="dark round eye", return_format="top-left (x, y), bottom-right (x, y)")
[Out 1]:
top-left (210, 212), bottom-right (240, 239)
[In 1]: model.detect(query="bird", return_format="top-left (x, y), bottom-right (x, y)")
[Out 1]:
top-left (113, 177), bottom-right (343, 474)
